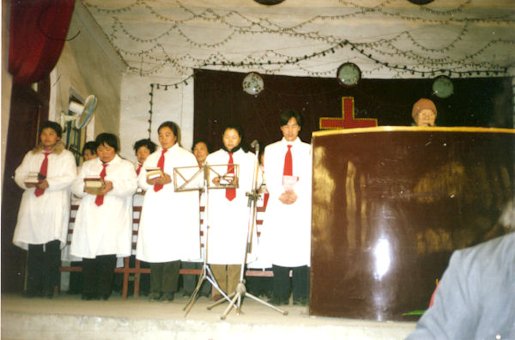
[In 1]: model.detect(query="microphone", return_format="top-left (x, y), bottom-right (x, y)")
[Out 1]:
top-left (250, 140), bottom-right (259, 152)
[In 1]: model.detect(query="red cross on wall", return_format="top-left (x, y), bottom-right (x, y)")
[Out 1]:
top-left (319, 97), bottom-right (377, 129)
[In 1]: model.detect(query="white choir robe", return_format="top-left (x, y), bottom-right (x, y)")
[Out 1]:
top-left (205, 148), bottom-right (258, 265)
top-left (260, 137), bottom-right (312, 267)
top-left (70, 155), bottom-right (137, 259)
top-left (183, 186), bottom-right (207, 263)
top-left (13, 146), bottom-right (77, 250)
top-left (136, 144), bottom-right (200, 263)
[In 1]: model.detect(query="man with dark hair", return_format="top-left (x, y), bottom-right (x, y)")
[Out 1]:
top-left (261, 110), bottom-right (312, 306)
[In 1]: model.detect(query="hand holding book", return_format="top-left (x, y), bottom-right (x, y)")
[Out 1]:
top-left (145, 167), bottom-right (171, 186)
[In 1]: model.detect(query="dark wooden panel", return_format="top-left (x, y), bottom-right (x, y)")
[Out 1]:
top-left (1, 79), bottom-right (49, 293)
top-left (310, 127), bottom-right (514, 321)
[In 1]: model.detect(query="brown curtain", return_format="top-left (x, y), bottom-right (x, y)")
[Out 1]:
top-left (8, 0), bottom-right (75, 85)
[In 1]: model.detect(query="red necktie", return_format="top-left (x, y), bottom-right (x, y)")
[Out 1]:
top-left (225, 152), bottom-right (236, 201)
top-left (95, 163), bottom-right (108, 206)
top-left (136, 163), bottom-right (142, 175)
top-left (283, 145), bottom-right (293, 176)
top-left (34, 151), bottom-right (50, 197)
top-left (154, 148), bottom-right (167, 192)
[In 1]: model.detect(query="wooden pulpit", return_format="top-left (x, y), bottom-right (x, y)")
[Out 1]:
top-left (310, 126), bottom-right (514, 320)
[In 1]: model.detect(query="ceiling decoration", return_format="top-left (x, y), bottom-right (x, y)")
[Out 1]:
top-left (82, 0), bottom-right (514, 89)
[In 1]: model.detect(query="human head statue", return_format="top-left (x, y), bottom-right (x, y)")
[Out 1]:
top-left (412, 98), bottom-right (437, 127)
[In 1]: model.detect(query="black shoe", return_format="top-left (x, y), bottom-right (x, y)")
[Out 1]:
top-left (160, 292), bottom-right (175, 302)
top-left (23, 291), bottom-right (43, 298)
top-left (81, 294), bottom-right (96, 301)
top-left (293, 298), bottom-right (307, 306)
top-left (269, 297), bottom-right (288, 306)
top-left (148, 292), bottom-right (162, 302)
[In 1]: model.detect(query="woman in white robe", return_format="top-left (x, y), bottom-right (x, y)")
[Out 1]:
top-left (205, 126), bottom-right (257, 298)
top-left (71, 133), bottom-right (137, 300)
top-left (13, 121), bottom-right (76, 298)
top-left (136, 121), bottom-right (200, 302)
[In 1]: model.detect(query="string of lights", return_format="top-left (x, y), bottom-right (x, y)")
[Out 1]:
top-left (92, 7), bottom-right (513, 78)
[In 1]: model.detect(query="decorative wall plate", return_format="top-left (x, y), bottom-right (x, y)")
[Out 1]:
top-left (337, 62), bottom-right (361, 87)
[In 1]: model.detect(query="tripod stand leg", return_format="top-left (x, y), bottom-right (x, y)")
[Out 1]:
top-left (184, 264), bottom-right (233, 315)
top-left (244, 291), bottom-right (288, 315)
top-left (220, 291), bottom-right (242, 320)
top-left (207, 290), bottom-right (235, 310)
top-left (183, 271), bottom-right (207, 315)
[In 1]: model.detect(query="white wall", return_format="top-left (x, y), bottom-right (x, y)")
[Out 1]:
top-left (51, 1), bottom-right (126, 151)
top-left (119, 74), bottom-right (194, 161)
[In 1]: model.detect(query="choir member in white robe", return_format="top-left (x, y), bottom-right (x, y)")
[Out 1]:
top-left (13, 121), bottom-right (76, 298)
top-left (127, 138), bottom-right (156, 295)
top-left (136, 121), bottom-right (200, 302)
top-left (66, 140), bottom-right (98, 295)
top-left (182, 140), bottom-right (212, 297)
top-left (205, 126), bottom-right (257, 298)
top-left (71, 133), bottom-right (137, 300)
top-left (261, 111), bottom-right (312, 306)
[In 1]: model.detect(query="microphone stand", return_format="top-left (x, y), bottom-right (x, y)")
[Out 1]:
top-left (183, 168), bottom-right (233, 316)
top-left (207, 142), bottom-right (288, 320)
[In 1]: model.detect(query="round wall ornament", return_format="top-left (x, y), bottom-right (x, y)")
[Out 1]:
top-left (242, 72), bottom-right (264, 96)
top-left (337, 62), bottom-right (361, 87)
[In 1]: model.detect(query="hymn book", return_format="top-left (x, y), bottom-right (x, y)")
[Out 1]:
top-left (84, 177), bottom-right (104, 194)
top-left (146, 167), bottom-right (164, 180)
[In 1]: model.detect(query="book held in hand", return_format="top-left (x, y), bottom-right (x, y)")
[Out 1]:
top-left (146, 167), bottom-right (164, 180)
top-left (24, 172), bottom-right (41, 185)
top-left (84, 177), bottom-right (104, 194)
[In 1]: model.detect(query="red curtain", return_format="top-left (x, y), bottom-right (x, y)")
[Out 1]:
top-left (8, 0), bottom-right (75, 85)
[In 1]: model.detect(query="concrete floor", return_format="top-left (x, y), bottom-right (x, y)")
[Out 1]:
top-left (2, 293), bottom-right (416, 339)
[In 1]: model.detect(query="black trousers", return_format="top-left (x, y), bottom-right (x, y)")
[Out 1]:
top-left (68, 261), bottom-right (83, 294)
top-left (82, 255), bottom-right (117, 299)
top-left (272, 265), bottom-right (310, 303)
top-left (246, 268), bottom-right (273, 298)
top-left (150, 260), bottom-right (181, 295)
top-left (27, 240), bottom-right (61, 296)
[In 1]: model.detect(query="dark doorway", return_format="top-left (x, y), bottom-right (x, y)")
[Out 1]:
top-left (2, 78), bottom-right (50, 293)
